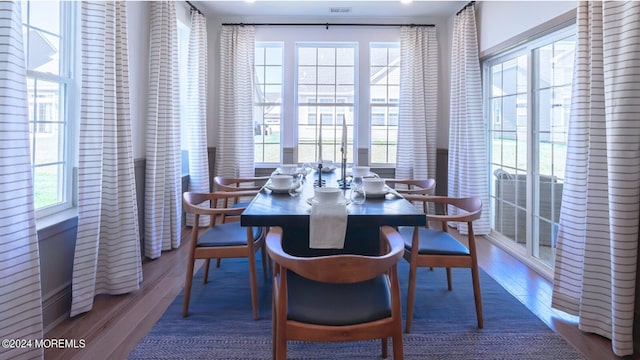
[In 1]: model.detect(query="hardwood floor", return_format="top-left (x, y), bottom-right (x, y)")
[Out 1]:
top-left (44, 228), bottom-right (625, 360)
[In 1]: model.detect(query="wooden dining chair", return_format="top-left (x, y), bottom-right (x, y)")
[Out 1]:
top-left (399, 195), bottom-right (483, 333)
top-left (266, 226), bottom-right (405, 360)
top-left (213, 175), bottom-right (269, 209)
top-left (384, 179), bottom-right (436, 195)
top-left (182, 191), bottom-right (267, 319)
top-left (213, 176), bottom-right (270, 267)
top-left (384, 179), bottom-right (436, 214)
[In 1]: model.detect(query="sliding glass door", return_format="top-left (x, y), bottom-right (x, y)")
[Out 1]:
top-left (486, 26), bottom-right (575, 271)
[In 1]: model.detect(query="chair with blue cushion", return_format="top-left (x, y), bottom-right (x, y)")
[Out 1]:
top-left (182, 191), bottom-right (266, 319)
top-left (266, 226), bottom-right (405, 360)
top-left (399, 195), bottom-right (483, 333)
top-left (213, 175), bottom-right (269, 209)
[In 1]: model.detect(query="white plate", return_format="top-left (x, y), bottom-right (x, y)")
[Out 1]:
top-left (313, 166), bottom-right (337, 173)
top-left (266, 184), bottom-right (291, 193)
top-left (306, 197), bottom-right (350, 206)
top-left (365, 189), bottom-right (389, 198)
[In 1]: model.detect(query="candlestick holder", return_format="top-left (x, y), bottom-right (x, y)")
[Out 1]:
top-left (314, 163), bottom-right (325, 188)
top-left (338, 156), bottom-right (349, 189)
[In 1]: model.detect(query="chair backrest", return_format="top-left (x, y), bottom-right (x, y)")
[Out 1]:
top-left (266, 226), bottom-right (404, 284)
top-left (213, 176), bottom-right (269, 192)
top-left (183, 191), bottom-right (257, 225)
top-left (384, 179), bottom-right (436, 195)
top-left (403, 195), bottom-right (482, 230)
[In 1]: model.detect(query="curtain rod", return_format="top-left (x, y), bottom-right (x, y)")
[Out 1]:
top-left (186, 1), bottom-right (203, 15)
top-left (456, 1), bottom-right (475, 16)
top-left (221, 22), bottom-right (434, 28)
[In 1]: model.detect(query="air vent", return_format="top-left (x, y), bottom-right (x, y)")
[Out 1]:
top-left (329, 7), bottom-right (352, 13)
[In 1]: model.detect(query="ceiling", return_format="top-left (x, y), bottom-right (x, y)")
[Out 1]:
top-left (193, 0), bottom-right (468, 20)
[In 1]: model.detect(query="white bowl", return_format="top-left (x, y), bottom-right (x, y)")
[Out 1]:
top-left (363, 178), bottom-right (385, 193)
top-left (352, 166), bottom-right (370, 177)
top-left (314, 187), bottom-right (342, 203)
top-left (271, 174), bottom-right (292, 189)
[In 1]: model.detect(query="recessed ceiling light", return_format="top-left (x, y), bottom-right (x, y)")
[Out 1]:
top-left (246, 0), bottom-right (255, 3)
top-left (400, 0), bottom-right (413, 3)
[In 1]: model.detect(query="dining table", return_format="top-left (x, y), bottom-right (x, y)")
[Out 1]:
top-left (240, 168), bottom-right (426, 257)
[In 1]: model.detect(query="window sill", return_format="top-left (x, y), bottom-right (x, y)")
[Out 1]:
top-left (37, 207), bottom-right (78, 239)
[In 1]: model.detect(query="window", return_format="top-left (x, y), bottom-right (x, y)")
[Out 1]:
top-left (254, 42), bottom-right (283, 163)
top-left (485, 26), bottom-right (575, 269)
top-left (177, 20), bottom-right (190, 174)
top-left (297, 44), bottom-right (355, 164)
top-left (22, 0), bottom-right (75, 217)
top-left (370, 43), bottom-right (399, 164)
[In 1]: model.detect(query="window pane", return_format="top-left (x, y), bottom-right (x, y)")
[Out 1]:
top-left (502, 59), bottom-right (517, 95)
top-left (264, 85), bottom-right (282, 103)
top-left (27, 29), bottom-right (60, 74)
top-left (336, 47), bottom-right (354, 65)
top-left (318, 67), bottom-right (335, 84)
top-left (265, 46), bottom-right (282, 65)
top-left (255, 47), bottom-right (265, 65)
top-left (318, 48), bottom-right (335, 65)
top-left (265, 65), bottom-right (282, 83)
top-left (369, 43), bottom-right (399, 165)
top-left (298, 47), bottom-right (316, 65)
top-left (491, 64), bottom-right (503, 97)
top-left (34, 164), bottom-right (63, 209)
top-left (298, 66), bottom-right (316, 84)
top-left (29, 1), bottom-right (60, 35)
top-left (255, 43), bottom-right (283, 163)
top-left (336, 67), bottom-right (354, 85)
top-left (370, 47), bottom-right (387, 66)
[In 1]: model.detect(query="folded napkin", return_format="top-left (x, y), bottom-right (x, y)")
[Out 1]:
top-left (309, 200), bottom-right (348, 249)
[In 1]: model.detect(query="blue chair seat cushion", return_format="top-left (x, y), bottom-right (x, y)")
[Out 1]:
top-left (398, 226), bottom-right (470, 256)
top-left (197, 223), bottom-right (261, 247)
top-left (286, 272), bottom-right (391, 326)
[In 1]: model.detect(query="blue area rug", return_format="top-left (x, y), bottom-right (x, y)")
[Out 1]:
top-left (129, 253), bottom-right (584, 359)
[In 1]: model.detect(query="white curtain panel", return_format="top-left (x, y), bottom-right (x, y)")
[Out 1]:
top-left (552, 1), bottom-right (639, 356)
top-left (145, 1), bottom-right (182, 258)
top-left (0, 2), bottom-right (44, 358)
top-left (186, 11), bottom-right (210, 227)
top-left (447, 4), bottom-right (490, 235)
top-left (71, 1), bottom-right (142, 317)
top-left (396, 26), bottom-right (438, 180)
top-left (218, 25), bottom-right (255, 178)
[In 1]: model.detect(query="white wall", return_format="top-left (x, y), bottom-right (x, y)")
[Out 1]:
top-left (476, 1), bottom-right (577, 54)
top-left (127, 1), bottom-right (150, 159)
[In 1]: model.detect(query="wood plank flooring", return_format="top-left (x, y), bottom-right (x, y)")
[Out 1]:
top-left (44, 228), bottom-right (625, 360)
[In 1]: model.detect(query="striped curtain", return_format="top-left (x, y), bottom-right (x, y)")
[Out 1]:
top-left (218, 25), bottom-right (255, 178)
top-left (186, 10), bottom-right (210, 227)
top-left (145, 1), bottom-right (181, 258)
top-left (0, 2), bottom-right (44, 358)
top-left (396, 26), bottom-right (438, 180)
top-left (551, 1), bottom-right (639, 356)
top-left (447, 4), bottom-right (490, 235)
top-left (71, 1), bottom-right (142, 317)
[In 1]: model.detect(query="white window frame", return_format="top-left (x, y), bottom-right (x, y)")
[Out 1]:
top-left (483, 24), bottom-right (576, 275)
top-left (369, 42), bottom-right (400, 166)
top-left (23, 0), bottom-right (78, 219)
top-left (254, 42), bottom-right (284, 164)
top-left (254, 26), bottom-right (401, 168)
top-left (295, 42), bottom-right (358, 165)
